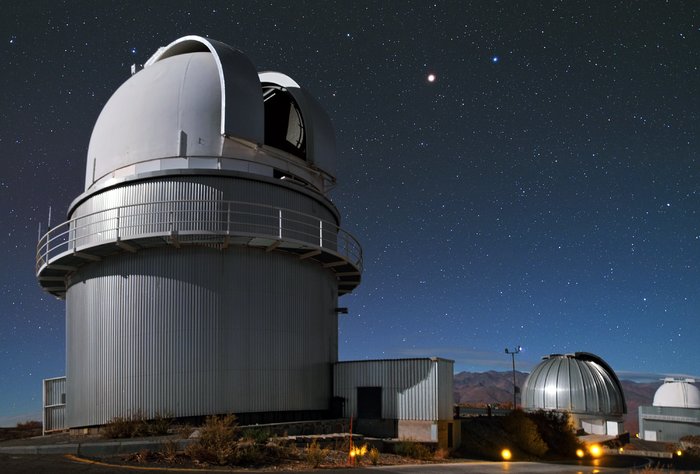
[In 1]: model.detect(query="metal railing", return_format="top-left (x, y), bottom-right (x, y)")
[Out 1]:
top-left (36, 199), bottom-right (362, 274)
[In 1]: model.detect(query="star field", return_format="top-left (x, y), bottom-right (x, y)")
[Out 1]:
top-left (1, 1), bottom-right (698, 424)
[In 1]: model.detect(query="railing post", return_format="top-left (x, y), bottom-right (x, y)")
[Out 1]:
top-left (226, 201), bottom-right (231, 235)
top-left (116, 207), bottom-right (120, 240)
top-left (319, 220), bottom-right (323, 247)
top-left (278, 209), bottom-right (282, 240)
top-left (43, 233), bottom-right (48, 269)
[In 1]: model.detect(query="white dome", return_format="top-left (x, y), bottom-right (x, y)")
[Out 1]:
top-left (653, 380), bottom-right (700, 408)
top-left (83, 35), bottom-right (337, 195)
top-left (86, 52), bottom-right (227, 189)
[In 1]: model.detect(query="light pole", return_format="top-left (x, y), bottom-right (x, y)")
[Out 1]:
top-left (505, 346), bottom-right (522, 409)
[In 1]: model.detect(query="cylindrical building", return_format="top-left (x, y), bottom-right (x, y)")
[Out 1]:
top-left (36, 36), bottom-right (362, 428)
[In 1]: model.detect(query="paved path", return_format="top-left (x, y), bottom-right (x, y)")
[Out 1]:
top-left (0, 453), bottom-right (645, 474)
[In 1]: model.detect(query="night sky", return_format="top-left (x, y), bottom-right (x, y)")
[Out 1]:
top-left (1, 1), bottom-right (698, 425)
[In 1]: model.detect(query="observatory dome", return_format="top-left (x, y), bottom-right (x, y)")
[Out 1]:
top-left (85, 35), bottom-right (336, 194)
top-left (522, 352), bottom-right (626, 416)
top-left (37, 35), bottom-right (362, 428)
top-left (653, 379), bottom-right (700, 408)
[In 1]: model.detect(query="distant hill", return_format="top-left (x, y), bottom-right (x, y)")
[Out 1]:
top-left (454, 371), bottom-right (660, 434)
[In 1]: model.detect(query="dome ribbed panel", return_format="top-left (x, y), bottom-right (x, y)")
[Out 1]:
top-left (522, 354), bottom-right (625, 417)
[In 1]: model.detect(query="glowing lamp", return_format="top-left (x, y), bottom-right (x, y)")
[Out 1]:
top-left (589, 444), bottom-right (602, 458)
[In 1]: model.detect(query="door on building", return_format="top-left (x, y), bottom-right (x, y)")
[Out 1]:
top-left (357, 386), bottom-right (382, 419)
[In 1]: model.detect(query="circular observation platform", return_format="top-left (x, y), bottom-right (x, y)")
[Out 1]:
top-left (36, 199), bottom-right (362, 298)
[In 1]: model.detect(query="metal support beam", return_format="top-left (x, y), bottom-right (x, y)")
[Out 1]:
top-left (46, 264), bottom-right (77, 272)
top-left (169, 231), bottom-right (181, 248)
top-left (323, 260), bottom-right (347, 268)
top-left (116, 239), bottom-right (137, 253)
top-left (73, 251), bottom-right (101, 262)
top-left (266, 240), bottom-right (281, 252)
top-left (299, 249), bottom-right (321, 260)
top-left (38, 276), bottom-right (66, 282)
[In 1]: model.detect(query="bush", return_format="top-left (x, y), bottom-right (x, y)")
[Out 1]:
top-left (182, 415), bottom-right (290, 467)
top-left (503, 410), bottom-right (548, 458)
top-left (395, 439), bottom-right (433, 460)
top-left (184, 442), bottom-right (217, 465)
top-left (150, 412), bottom-right (173, 435)
top-left (127, 448), bottom-right (155, 463)
top-left (197, 414), bottom-right (240, 465)
top-left (368, 446), bottom-right (380, 465)
top-left (102, 411), bottom-right (173, 438)
top-left (159, 440), bottom-right (179, 463)
top-left (240, 427), bottom-right (270, 444)
top-left (306, 439), bottom-right (328, 467)
top-left (103, 416), bottom-right (138, 439)
top-left (434, 447), bottom-right (450, 460)
top-left (528, 410), bottom-right (582, 458)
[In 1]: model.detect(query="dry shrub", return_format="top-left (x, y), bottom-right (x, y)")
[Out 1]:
top-left (503, 410), bottom-right (548, 458)
top-left (102, 410), bottom-right (173, 438)
top-left (150, 412), bottom-right (173, 435)
top-left (127, 448), bottom-right (155, 463)
top-left (182, 415), bottom-right (288, 467)
top-left (434, 447), bottom-right (450, 460)
top-left (159, 440), bottom-right (179, 463)
top-left (240, 427), bottom-right (270, 444)
top-left (177, 424), bottom-right (194, 439)
top-left (197, 414), bottom-right (240, 465)
top-left (306, 439), bottom-right (328, 467)
top-left (103, 416), bottom-right (138, 439)
top-left (231, 439), bottom-right (266, 465)
top-left (395, 439), bottom-right (433, 460)
top-left (527, 409), bottom-right (581, 458)
top-left (184, 442), bottom-right (217, 465)
top-left (368, 446), bottom-right (381, 465)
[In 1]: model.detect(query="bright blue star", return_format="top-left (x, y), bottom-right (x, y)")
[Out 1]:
top-left (491, 55), bottom-right (499, 63)
top-left (130, 47), bottom-right (137, 55)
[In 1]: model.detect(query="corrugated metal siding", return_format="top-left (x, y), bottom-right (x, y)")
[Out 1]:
top-left (333, 358), bottom-right (453, 421)
top-left (67, 176), bottom-right (338, 253)
top-left (71, 176), bottom-right (337, 223)
top-left (639, 405), bottom-right (700, 441)
top-left (66, 246), bottom-right (337, 427)
top-left (43, 377), bottom-right (66, 433)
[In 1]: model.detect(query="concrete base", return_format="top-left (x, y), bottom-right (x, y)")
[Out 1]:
top-left (397, 419), bottom-right (460, 449)
top-left (355, 418), bottom-right (398, 439)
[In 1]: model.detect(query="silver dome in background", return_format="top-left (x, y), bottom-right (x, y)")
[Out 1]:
top-left (522, 352), bottom-right (627, 417)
